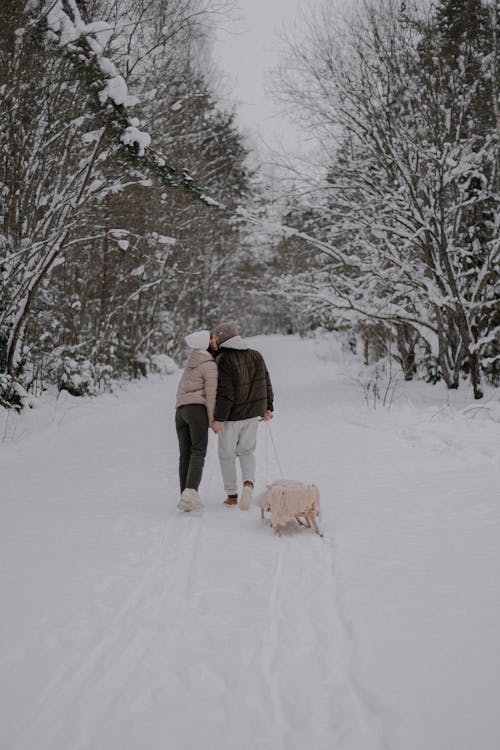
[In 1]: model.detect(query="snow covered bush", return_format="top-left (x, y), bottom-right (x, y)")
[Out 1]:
top-left (0, 373), bottom-right (31, 411)
top-left (347, 356), bottom-right (401, 410)
top-left (149, 354), bottom-right (177, 376)
top-left (46, 355), bottom-right (112, 397)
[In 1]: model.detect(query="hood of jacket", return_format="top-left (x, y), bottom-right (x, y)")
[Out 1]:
top-left (220, 335), bottom-right (248, 351)
top-left (186, 349), bottom-right (213, 368)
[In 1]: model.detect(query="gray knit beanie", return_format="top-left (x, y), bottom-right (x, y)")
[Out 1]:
top-left (213, 321), bottom-right (240, 344)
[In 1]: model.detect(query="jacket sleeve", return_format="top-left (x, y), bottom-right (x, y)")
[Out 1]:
top-left (265, 365), bottom-right (274, 412)
top-left (203, 360), bottom-right (218, 425)
top-left (214, 355), bottom-right (234, 421)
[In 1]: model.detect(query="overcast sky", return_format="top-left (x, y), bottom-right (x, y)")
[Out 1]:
top-left (212, 0), bottom-right (310, 158)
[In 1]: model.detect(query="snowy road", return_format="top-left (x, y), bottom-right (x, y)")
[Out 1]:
top-left (1, 335), bottom-right (500, 750)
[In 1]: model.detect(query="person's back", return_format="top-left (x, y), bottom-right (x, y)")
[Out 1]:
top-left (215, 347), bottom-right (272, 422)
top-left (174, 330), bottom-right (217, 512)
top-left (210, 322), bottom-right (274, 509)
top-left (176, 348), bottom-right (217, 424)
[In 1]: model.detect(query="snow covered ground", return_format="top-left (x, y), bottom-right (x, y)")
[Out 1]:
top-left (1, 334), bottom-right (499, 750)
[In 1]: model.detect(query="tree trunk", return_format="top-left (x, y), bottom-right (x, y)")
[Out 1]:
top-left (396, 323), bottom-right (417, 381)
top-left (469, 350), bottom-right (484, 399)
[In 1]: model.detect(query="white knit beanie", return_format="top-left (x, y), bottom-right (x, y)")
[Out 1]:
top-left (185, 330), bottom-right (210, 350)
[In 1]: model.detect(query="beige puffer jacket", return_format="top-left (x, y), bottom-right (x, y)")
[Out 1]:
top-left (175, 350), bottom-right (218, 424)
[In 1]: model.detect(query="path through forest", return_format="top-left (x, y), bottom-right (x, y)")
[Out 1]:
top-left (1, 335), bottom-right (499, 750)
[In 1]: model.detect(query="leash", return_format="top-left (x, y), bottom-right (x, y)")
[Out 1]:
top-left (263, 420), bottom-right (284, 481)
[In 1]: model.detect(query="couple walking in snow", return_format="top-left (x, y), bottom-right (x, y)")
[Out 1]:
top-left (175, 322), bottom-right (274, 512)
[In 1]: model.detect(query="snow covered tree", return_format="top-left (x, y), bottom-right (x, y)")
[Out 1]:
top-left (1, 0), bottom-right (254, 405)
top-left (273, 0), bottom-right (499, 398)
top-left (0, 2), bottom-right (112, 403)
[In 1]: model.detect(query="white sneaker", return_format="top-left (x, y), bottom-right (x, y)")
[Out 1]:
top-left (177, 488), bottom-right (203, 512)
top-left (240, 484), bottom-right (253, 510)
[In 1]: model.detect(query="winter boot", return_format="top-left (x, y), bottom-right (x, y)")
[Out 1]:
top-left (240, 481), bottom-right (254, 510)
top-left (223, 494), bottom-right (238, 506)
top-left (177, 488), bottom-right (203, 512)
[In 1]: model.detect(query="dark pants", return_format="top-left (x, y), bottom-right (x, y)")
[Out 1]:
top-left (175, 404), bottom-right (209, 492)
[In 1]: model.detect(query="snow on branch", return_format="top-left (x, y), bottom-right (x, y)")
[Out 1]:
top-left (24, 0), bottom-right (225, 210)
top-left (236, 208), bottom-right (361, 268)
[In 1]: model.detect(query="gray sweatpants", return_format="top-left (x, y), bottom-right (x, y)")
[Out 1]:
top-left (218, 417), bottom-right (259, 495)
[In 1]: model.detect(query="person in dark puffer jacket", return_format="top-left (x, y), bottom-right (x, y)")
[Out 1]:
top-left (211, 322), bottom-right (274, 509)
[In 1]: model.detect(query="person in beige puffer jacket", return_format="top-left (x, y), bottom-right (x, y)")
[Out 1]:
top-left (175, 330), bottom-right (218, 512)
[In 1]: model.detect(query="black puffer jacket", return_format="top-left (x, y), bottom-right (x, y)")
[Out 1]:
top-left (214, 347), bottom-right (274, 422)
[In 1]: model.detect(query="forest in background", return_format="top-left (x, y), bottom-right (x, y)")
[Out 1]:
top-left (0, 0), bottom-right (498, 408)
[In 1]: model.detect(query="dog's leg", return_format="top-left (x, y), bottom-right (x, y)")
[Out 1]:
top-left (309, 511), bottom-right (322, 536)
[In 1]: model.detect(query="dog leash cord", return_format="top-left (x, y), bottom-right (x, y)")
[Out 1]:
top-left (266, 421), bottom-right (284, 479)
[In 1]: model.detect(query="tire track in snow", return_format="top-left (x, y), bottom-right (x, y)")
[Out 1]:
top-left (254, 539), bottom-right (288, 750)
top-left (70, 513), bottom-right (205, 750)
top-left (237, 524), bottom-right (384, 750)
top-left (321, 526), bottom-right (397, 750)
top-left (14, 515), bottom-right (204, 750)
top-left (256, 335), bottom-right (397, 749)
top-left (27, 533), bottom-right (173, 713)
